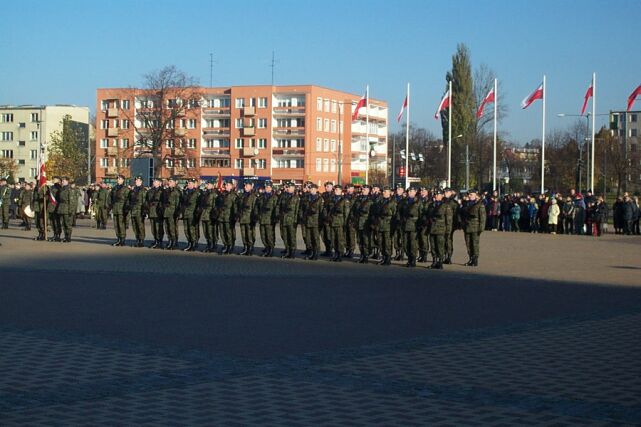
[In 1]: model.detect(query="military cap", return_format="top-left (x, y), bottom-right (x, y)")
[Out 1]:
top-left (168, 176), bottom-right (177, 181)
top-left (395, 182), bottom-right (404, 188)
top-left (153, 177), bottom-right (162, 182)
top-left (362, 184), bottom-right (371, 189)
top-left (61, 176), bottom-right (69, 181)
top-left (264, 180), bottom-right (273, 187)
top-left (420, 186), bottom-right (428, 191)
top-left (324, 181), bottom-right (334, 186)
top-left (443, 187), bottom-right (453, 192)
top-left (468, 188), bottom-right (479, 194)
top-left (187, 178), bottom-right (196, 183)
top-left (334, 184), bottom-right (343, 190)
top-left (134, 175), bottom-right (143, 181)
top-left (286, 181), bottom-right (296, 187)
top-left (371, 183), bottom-right (381, 189)
top-left (408, 185), bottom-right (419, 191)
top-left (382, 185), bottom-right (391, 191)
top-left (345, 183), bottom-right (355, 189)
top-left (117, 174), bottom-right (126, 180)
top-left (434, 189), bottom-right (444, 195)
top-left (309, 183), bottom-right (318, 189)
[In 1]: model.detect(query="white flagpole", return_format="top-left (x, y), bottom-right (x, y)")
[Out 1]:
top-left (591, 72), bottom-right (596, 192)
top-left (365, 85), bottom-right (370, 185)
top-left (447, 80), bottom-right (452, 188)
top-left (493, 78), bottom-right (498, 192)
top-left (405, 83), bottom-right (410, 189)
top-left (541, 75), bottom-right (546, 194)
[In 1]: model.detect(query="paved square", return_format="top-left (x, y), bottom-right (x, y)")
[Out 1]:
top-left (1, 220), bottom-right (640, 425)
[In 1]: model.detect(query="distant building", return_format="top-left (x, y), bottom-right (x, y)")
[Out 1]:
top-left (610, 110), bottom-right (641, 190)
top-left (95, 85), bottom-right (388, 186)
top-left (0, 105), bottom-right (90, 181)
top-left (501, 145), bottom-right (540, 185)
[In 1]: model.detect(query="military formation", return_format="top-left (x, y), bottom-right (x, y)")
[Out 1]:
top-left (13, 174), bottom-right (487, 269)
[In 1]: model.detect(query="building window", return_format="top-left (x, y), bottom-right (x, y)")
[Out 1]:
top-left (235, 138), bottom-right (243, 149)
top-left (235, 158), bottom-right (243, 168)
top-left (121, 99), bottom-right (130, 109)
top-left (631, 114), bottom-right (637, 122)
top-left (18, 140), bottom-right (25, 146)
top-left (101, 119), bottom-right (109, 129)
top-left (30, 150), bottom-right (38, 159)
top-left (317, 97), bottom-right (323, 112)
top-left (122, 120), bottom-right (130, 129)
top-left (323, 139), bottom-right (329, 152)
top-left (316, 158), bottom-right (322, 172)
top-left (324, 99), bottom-right (330, 112)
top-left (631, 129), bottom-right (638, 137)
top-left (1, 113), bottom-right (14, 122)
top-left (100, 139), bottom-right (108, 148)
top-left (235, 118), bottom-right (243, 129)
top-left (258, 118), bottom-right (267, 129)
top-left (331, 100), bottom-right (337, 113)
top-left (1, 150), bottom-right (14, 158)
top-left (18, 159), bottom-right (25, 165)
top-left (258, 138), bottom-right (267, 149)
top-left (120, 139), bottom-right (129, 148)
top-left (204, 139), bottom-right (229, 148)
top-left (30, 131), bottom-right (38, 141)
top-left (258, 97), bottom-right (268, 108)
top-left (188, 119), bottom-right (196, 129)
top-left (165, 139), bottom-right (174, 148)
top-left (1, 132), bottom-right (14, 141)
top-left (323, 158), bottom-right (329, 172)
top-left (257, 159), bottom-right (266, 169)
top-left (187, 158), bottom-right (195, 168)
top-left (100, 158), bottom-right (108, 168)
top-left (331, 120), bottom-right (336, 133)
top-left (186, 138), bottom-right (196, 148)
top-left (324, 119), bottom-right (329, 132)
top-left (101, 100), bottom-right (109, 111)
top-left (30, 113), bottom-right (39, 122)
top-left (249, 98), bottom-right (256, 107)
top-left (235, 98), bottom-right (245, 108)
top-left (316, 117), bottom-right (322, 131)
top-left (113, 119), bottom-right (120, 128)
top-left (316, 138), bottom-right (322, 151)
top-left (330, 159), bottom-right (336, 172)
top-left (30, 168), bottom-right (37, 177)
top-left (331, 139), bottom-right (336, 152)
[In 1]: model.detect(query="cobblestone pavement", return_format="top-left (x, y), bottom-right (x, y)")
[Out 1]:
top-left (1, 220), bottom-right (641, 425)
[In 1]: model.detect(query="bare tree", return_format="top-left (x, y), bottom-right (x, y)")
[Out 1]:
top-left (122, 66), bottom-right (204, 179)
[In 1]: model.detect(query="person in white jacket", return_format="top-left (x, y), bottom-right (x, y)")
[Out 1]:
top-left (548, 198), bottom-right (560, 234)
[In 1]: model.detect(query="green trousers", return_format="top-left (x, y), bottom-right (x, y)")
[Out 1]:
top-left (260, 223), bottom-right (275, 249)
top-left (404, 231), bottom-right (417, 259)
top-left (305, 226), bottom-right (320, 252)
top-left (281, 224), bottom-right (297, 251)
top-left (131, 214), bottom-right (145, 241)
top-left (345, 224), bottom-right (356, 252)
top-left (95, 207), bottom-right (108, 227)
top-left (321, 224), bottom-right (333, 252)
top-left (357, 228), bottom-right (371, 256)
top-left (61, 214), bottom-right (72, 238)
top-left (164, 216), bottom-right (178, 241)
top-left (150, 217), bottom-right (164, 242)
top-left (464, 232), bottom-right (481, 257)
top-left (240, 223), bottom-right (255, 246)
top-left (331, 226), bottom-right (345, 254)
top-left (114, 213), bottom-right (127, 239)
top-left (430, 234), bottom-right (446, 259)
top-left (378, 230), bottom-right (392, 257)
top-left (417, 227), bottom-right (430, 257)
top-left (219, 221), bottom-right (235, 246)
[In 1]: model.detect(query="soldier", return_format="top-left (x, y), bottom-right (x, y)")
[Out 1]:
top-left (400, 186), bottom-right (420, 267)
top-left (256, 180), bottom-right (278, 257)
top-left (33, 182), bottom-right (46, 240)
top-left (69, 181), bottom-right (80, 227)
top-left (278, 181), bottom-right (299, 258)
top-left (298, 182), bottom-right (311, 256)
top-left (392, 184), bottom-right (405, 260)
top-left (218, 180), bottom-right (238, 254)
top-left (237, 180), bottom-right (258, 255)
top-left (57, 177), bottom-right (73, 242)
top-left (355, 185), bottom-right (373, 263)
top-left (95, 182), bottom-right (110, 229)
top-left (369, 184), bottom-right (382, 260)
top-left (461, 189), bottom-right (486, 266)
top-left (110, 174), bottom-right (130, 246)
top-left (162, 177), bottom-right (181, 250)
top-left (443, 188), bottom-right (459, 264)
top-left (47, 176), bottom-right (62, 241)
top-left (198, 180), bottom-right (216, 252)
top-left (128, 175), bottom-right (147, 248)
top-left (343, 183), bottom-right (357, 258)
top-left (428, 189), bottom-right (453, 269)
top-left (320, 181), bottom-right (334, 256)
top-left (303, 183), bottom-right (323, 260)
top-left (146, 178), bottom-right (164, 248)
top-left (19, 182), bottom-right (34, 231)
top-left (327, 185), bottom-right (347, 262)
top-left (0, 177), bottom-right (11, 228)
top-left (181, 178), bottom-right (201, 251)
top-left (417, 187), bottom-right (431, 263)
top-left (376, 186), bottom-right (396, 266)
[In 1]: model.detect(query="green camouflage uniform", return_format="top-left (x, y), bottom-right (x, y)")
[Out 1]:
top-left (162, 186), bottom-right (181, 245)
top-left (376, 196), bottom-right (396, 264)
top-left (278, 191), bottom-right (299, 256)
top-left (110, 184), bottom-right (131, 241)
top-left (48, 183), bottom-right (62, 240)
top-left (354, 194), bottom-right (373, 261)
top-left (217, 190), bottom-right (238, 251)
top-left (237, 190), bottom-right (258, 252)
top-left (0, 184), bottom-right (11, 228)
top-left (197, 188), bottom-right (216, 250)
top-left (129, 184), bottom-right (147, 244)
top-left (417, 196), bottom-right (431, 261)
top-left (256, 190), bottom-right (278, 254)
top-left (145, 186), bottom-right (164, 244)
top-left (429, 200), bottom-right (453, 267)
top-left (95, 187), bottom-right (110, 229)
top-left (303, 193), bottom-right (323, 259)
top-left (327, 194), bottom-right (347, 259)
top-left (400, 196), bottom-right (420, 265)
top-left (461, 198), bottom-right (486, 263)
top-left (57, 184), bottom-right (73, 240)
top-left (181, 188), bottom-right (201, 247)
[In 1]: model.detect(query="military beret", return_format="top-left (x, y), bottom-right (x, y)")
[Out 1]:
top-left (117, 174), bottom-right (126, 180)
top-left (334, 184), bottom-right (343, 190)
top-left (264, 180), bottom-right (273, 187)
top-left (324, 181), bottom-right (334, 186)
top-left (135, 175), bottom-right (143, 181)
top-left (309, 183), bottom-right (318, 189)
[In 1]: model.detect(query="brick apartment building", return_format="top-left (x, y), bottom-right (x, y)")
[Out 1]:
top-left (95, 85), bottom-right (388, 186)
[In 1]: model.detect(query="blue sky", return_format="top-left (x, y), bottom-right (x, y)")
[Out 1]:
top-left (1, 0), bottom-right (639, 144)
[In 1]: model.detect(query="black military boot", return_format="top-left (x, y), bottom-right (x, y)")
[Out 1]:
top-left (183, 241), bottom-right (192, 252)
top-left (202, 241), bottom-right (211, 253)
top-left (405, 257), bottom-right (416, 268)
top-left (63, 234), bottom-right (71, 243)
top-left (443, 256), bottom-right (452, 265)
top-left (471, 256), bottom-right (478, 267)
top-left (394, 250), bottom-right (402, 261)
top-left (238, 245), bottom-right (248, 255)
top-left (417, 252), bottom-right (426, 263)
top-left (335, 250), bottom-right (343, 262)
top-left (428, 257), bottom-right (439, 269)
top-left (246, 246), bottom-right (254, 256)
top-left (357, 247), bottom-right (365, 263)
top-left (383, 255), bottom-right (392, 265)
top-left (165, 240), bottom-right (173, 250)
top-left (322, 249), bottom-right (332, 257)
top-left (119, 239), bottom-right (126, 246)
top-left (190, 242), bottom-right (198, 251)
top-left (465, 257), bottom-right (474, 266)
top-left (281, 248), bottom-right (290, 258)
top-left (265, 246), bottom-right (273, 257)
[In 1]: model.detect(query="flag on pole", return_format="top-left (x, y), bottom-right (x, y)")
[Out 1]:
top-left (627, 84), bottom-right (641, 111)
top-left (580, 80), bottom-right (594, 115)
top-left (352, 90), bottom-right (368, 121)
top-left (48, 187), bottom-right (57, 207)
top-left (38, 162), bottom-right (47, 187)
top-left (216, 171), bottom-right (223, 192)
top-left (396, 95), bottom-right (408, 123)
top-left (521, 83), bottom-right (544, 109)
top-left (477, 88), bottom-right (495, 119)
top-left (434, 89), bottom-right (451, 120)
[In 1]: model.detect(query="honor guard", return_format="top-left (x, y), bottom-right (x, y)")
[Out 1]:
top-left (128, 175), bottom-right (147, 247)
top-left (428, 189), bottom-right (453, 269)
top-left (376, 186), bottom-right (396, 265)
top-left (198, 180), bottom-right (217, 252)
top-left (278, 181), bottom-right (299, 258)
top-left (146, 178), bottom-right (164, 248)
top-left (181, 178), bottom-right (201, 251)
top-left (461, 189), bottom-right (486, 266)
top-left (417, 187), bottom-right (431, 263)
top-left (320, 181), bottom-right (334, 256)
top-left (161, 177), bottom-right (181, 250)
top-left (47, 176), bottom-right (62, 241)
top-left (94, 182), bottom-right (110, 229)
top-left (354, 185), bottom-right (373, 263)
top-left (217, 180), bottom-right (238, 254)
top-left (327, 185), bottom-right (348, 262)
top-left (0, 177), bottom-right (11, 229)
top-left (237, 180), bottom-right (258, 255)
top-left (392, 183), bottom-right (405, 260)
top-left (443, 187), bottom-right (459, 264)
top-left (110, 175), bottom-right (130, 246)
top-left (400, 186), bottom-right (420, 267)
top-left (343, 183), bottom-right (356, 258)
top-left (303, 183), bottom-right (323, 260)
top-left (256, 180), bottom-right (278, 257)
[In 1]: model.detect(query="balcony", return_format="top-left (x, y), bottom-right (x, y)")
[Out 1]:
top-left (175, 128), bottom-right (186, 137)
top-left (242, 167), bottom-right (256, 176)
top-left (106, 128), bottom-right (119, 137)
top-left (172, 167), bottom-right (186, 176)
top-left (273, 106), bottom-right (306, 116)
top-left (241, 147), bottom-right (259, 157)
top-left (243, 106), bottom-right (255, 116)
top-left (175, 110), bottom-right (185, 117)
top-left (107, 108), bottom-right (118, 118)
top-left (106, 147), bottom-right (118, 156)
top-left (201, 148), bottom-right (230, 157)
top-left (243, 127), bottom-right (255, 136)
top-left (203, 129), bottom-right (230, 137)
top-left (173, 147), bottom-right (185, 157)
top-left (272, 148), bottom-right (305, 157)
top-left (106, 166), bottom-right (118, 175)
top-left (273, 127), bottom-right (305, 136)
top-left (202, 107), bottom-right (230, 116)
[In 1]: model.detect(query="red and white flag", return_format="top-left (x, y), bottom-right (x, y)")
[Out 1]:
top-left (352, 91), bottom-right (368, 121)
top-left (48, 187), bottom-right (57, 207)
top-left (434, 89), bottom-right (451, 120)
top-left (38, 162), bottom-right (47, 187)
top-left (396, 95), bottom-right (408, 123)
top-left (477, 88), bottom-right (495, 119)
top-left (580, 80), bottom-right (593, 115)
top-left (627, 84), bottom-right (641, 111)
top-left (521, 83), bottom-right (544, 109)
